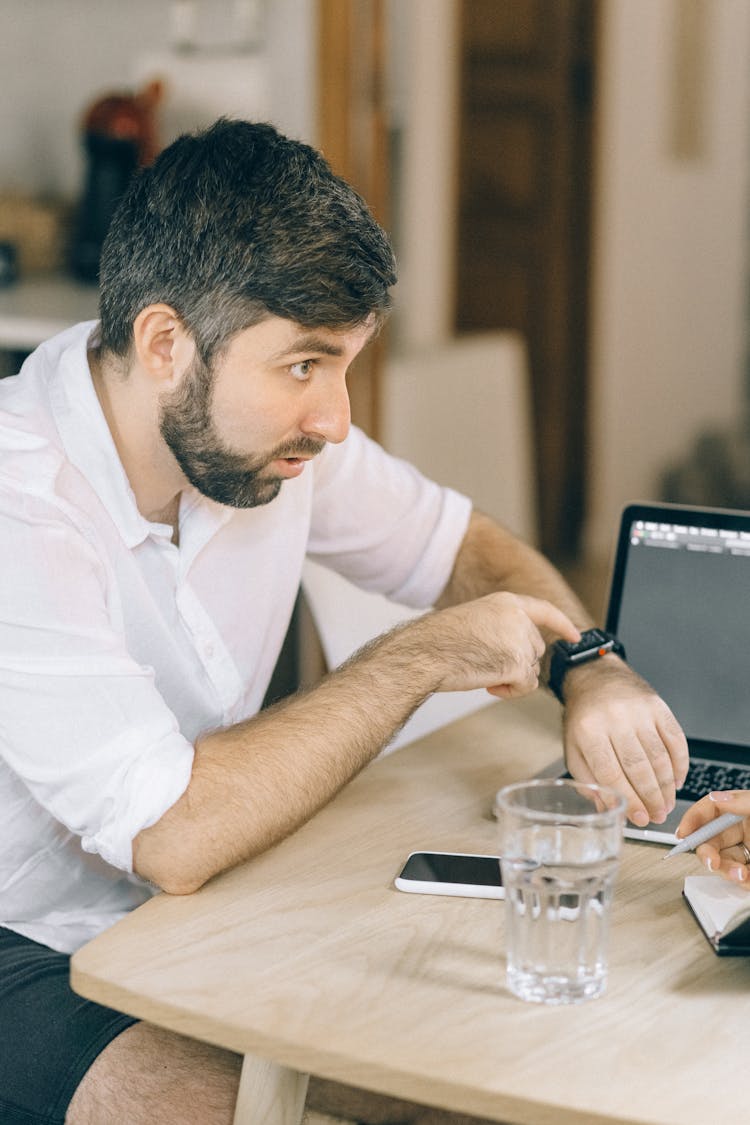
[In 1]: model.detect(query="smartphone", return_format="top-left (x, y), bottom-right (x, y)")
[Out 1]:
top-left (394, 851), bottom-right (504, 899)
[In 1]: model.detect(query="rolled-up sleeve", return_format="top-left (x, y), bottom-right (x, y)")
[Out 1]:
top-left (0, 496), bottom-right (194, 873)
top-left (308, 426), bottom-right (472, 608)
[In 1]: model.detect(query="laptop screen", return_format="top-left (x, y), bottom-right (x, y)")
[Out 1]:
top-left (605, 504), bottom-right (750, 753)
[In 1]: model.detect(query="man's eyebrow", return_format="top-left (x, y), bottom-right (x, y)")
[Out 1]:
top-left (271, 334), bottom-right (347, 360)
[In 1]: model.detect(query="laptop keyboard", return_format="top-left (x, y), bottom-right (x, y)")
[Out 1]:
top-left (678, 761), bottom-right (750, 803)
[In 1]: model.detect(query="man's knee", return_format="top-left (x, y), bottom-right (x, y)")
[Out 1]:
top-left (65, 1021), bottom-right (243, 1125)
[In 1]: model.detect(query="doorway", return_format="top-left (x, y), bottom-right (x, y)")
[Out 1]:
top-left (456, 0), bottom-right (597, 560)
top-left (315, 0), bottom-right (597, 561)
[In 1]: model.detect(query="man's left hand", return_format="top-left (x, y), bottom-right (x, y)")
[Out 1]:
top-left (561, 659), bottom-right (688, 826)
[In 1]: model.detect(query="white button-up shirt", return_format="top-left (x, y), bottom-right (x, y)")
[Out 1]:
top-left (0, 322), bottom-right (471, 952)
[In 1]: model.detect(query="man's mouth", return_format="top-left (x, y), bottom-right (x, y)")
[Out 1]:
top-left (269, 454), bottom-right (316, 478)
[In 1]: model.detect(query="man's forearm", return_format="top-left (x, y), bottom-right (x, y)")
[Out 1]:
top-left (133, 578), bottom-right (580, 894)
top-left (133, 512), bottom-right (587, 896)
top-left (133, 618), bottom-right (439, 894)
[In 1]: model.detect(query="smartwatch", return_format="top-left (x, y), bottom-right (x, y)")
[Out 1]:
top-left (548, 628), bottom-right (626, 704)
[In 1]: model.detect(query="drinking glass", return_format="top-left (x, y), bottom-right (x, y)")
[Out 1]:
top-left (496, 778), bottom-right (625, 1005)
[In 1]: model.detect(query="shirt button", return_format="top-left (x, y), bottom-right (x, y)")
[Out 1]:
top-left (203, 643), bottom-right (215, 660)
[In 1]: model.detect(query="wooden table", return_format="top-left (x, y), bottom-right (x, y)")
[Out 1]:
top-left (71, 693), bottom-right (750, 1125)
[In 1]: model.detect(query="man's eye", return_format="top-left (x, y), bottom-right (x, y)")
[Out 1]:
top-left (290, 359), bottom-right (315, 381)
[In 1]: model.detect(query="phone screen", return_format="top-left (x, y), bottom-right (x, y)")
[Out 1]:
top-left (398, 852), bottom-right (503, 887)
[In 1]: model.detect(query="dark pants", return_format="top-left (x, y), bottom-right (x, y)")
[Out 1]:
top-left (0, 926), bottom-right (136, 1124)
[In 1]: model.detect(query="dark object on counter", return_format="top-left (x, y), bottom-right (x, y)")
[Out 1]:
top-left (0, 241), bottom-right (18, 287)
top-left (69, 134), bottom-right (139, 283)
top-left (69, 81), bottom-right (162, 284)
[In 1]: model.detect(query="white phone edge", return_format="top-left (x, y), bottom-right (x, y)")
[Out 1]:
top-left (394, 876), bottom-right (505, 900)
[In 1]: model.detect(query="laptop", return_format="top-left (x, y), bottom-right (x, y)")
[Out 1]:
top-left (539, 502), bottom-right (750, 844)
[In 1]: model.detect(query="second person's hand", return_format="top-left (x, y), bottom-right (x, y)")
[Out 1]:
top-left (676, 790), bottom-right (750, 885)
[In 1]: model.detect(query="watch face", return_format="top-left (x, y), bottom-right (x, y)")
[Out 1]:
top-left (550, 630), bottom-right (624, 702)
top-left (564, 630), bottom-right (619, 662)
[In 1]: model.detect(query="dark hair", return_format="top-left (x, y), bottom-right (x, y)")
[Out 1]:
top-left (98, 119), bottom-right (397, 363)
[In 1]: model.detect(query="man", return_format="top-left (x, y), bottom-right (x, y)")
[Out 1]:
top-left (0, 120), bottom-right (686, 1124)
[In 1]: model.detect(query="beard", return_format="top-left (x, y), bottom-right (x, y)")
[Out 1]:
top-left (159, 351), bottom-right (324, 509)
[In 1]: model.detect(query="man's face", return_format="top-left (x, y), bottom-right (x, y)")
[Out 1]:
top-left (159, 316), bottom-right (375, 508)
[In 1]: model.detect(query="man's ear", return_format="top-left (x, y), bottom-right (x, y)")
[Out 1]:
top-left (132, 304), bottom-right (195, 385)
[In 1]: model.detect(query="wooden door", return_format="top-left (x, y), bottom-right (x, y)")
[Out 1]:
top-left (317, 0), bottom-right (389, 440)
top-left (456, 0), bottom-right (596, 560)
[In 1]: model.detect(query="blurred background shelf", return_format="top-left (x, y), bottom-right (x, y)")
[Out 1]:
top-left (0, 275), bottom-right (98, 354)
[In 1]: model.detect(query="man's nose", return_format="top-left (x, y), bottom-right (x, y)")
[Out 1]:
top-left (301, 378), bottom-right (351, 445)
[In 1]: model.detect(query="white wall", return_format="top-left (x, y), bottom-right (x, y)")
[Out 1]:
top-left (587, 0), bottom-right (750, 556)
top-left (390, 0), bottom-right (750, 559)
top-left (0, 0), bottom-right (316, 200)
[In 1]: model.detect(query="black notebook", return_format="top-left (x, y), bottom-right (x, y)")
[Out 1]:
top-left (683, 876), bottom-right (750, 955)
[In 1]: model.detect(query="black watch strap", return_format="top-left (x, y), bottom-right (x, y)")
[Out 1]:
top-left (548, 628), bottom-right (626, 704)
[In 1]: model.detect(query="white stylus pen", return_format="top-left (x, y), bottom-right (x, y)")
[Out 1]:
top-left (662, 812), bottom-right (744, 859)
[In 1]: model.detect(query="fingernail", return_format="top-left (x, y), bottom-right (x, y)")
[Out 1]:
top-left (733, 866), bottom-right (746, 882)
top-left (632, 810), bottom-right (649, 827)
top-left (709, 791), bottom-right (733, 803)
top-left (704, 855), bottom-right (714, 870)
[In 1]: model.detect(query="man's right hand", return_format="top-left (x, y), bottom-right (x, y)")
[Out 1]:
top-left (418, 592), bottom-right (581, 700)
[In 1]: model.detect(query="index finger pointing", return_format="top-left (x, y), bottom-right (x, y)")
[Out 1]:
top-left (518, 596), bottom-right (581, 644)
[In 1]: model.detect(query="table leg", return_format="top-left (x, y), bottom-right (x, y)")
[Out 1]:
top-left (233, 1052), bottom-right (310, 1125)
